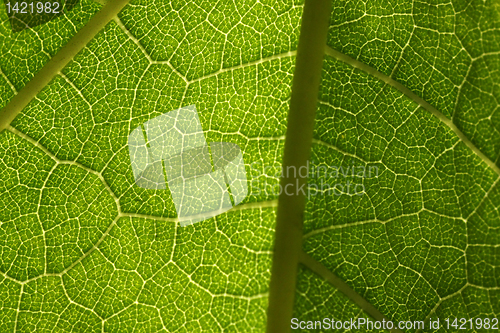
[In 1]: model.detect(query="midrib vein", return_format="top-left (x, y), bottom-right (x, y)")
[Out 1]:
top-left (324, 45), bottom-right (500, 178)
top-left (265, 0), bottom-right (332, 331)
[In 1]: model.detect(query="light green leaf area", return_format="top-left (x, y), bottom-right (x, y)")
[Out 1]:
top-left (0, 0), bottom-right (499, 332)
top-left (0, 0), bottom-right (308, 331)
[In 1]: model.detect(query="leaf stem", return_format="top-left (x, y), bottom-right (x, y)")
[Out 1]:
top-left (265, 0), bottom-right (332, 332)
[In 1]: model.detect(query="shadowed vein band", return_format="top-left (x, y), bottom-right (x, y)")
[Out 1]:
top-left (0, 0), bottom-right (131, 131)
top-left (266, 0), bottom-right (332, 332)
top-left (299, 251), bottom-right (404, 333)
top-left (324, 45), bottom-right (500, 178)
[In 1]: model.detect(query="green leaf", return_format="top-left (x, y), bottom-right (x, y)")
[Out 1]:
top-left (0, 0), bottom-right (101, 102)
top-left (0, 0), bottom-right (499, 332)
top-left (299, 0), bottom-right (500, 330)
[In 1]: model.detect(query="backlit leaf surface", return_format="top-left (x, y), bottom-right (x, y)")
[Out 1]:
top-left (0, 0), bottom-right (499, 331)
